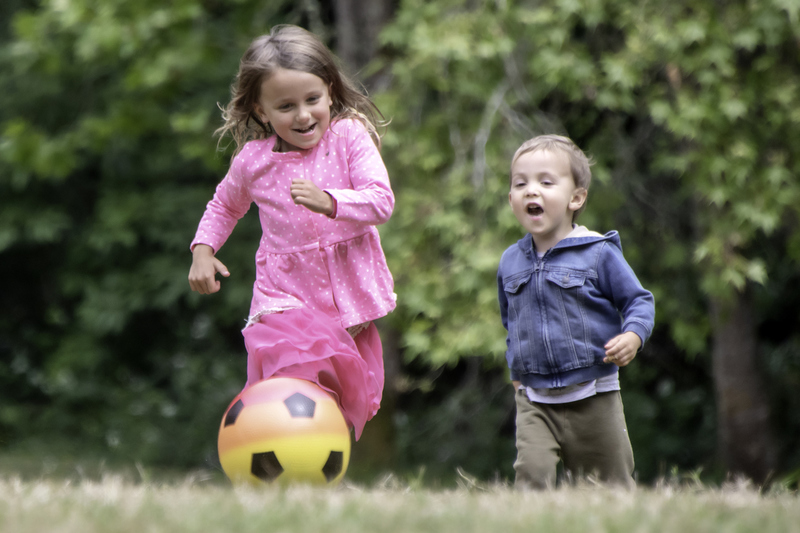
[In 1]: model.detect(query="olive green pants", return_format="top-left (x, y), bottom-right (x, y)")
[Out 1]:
top-left (514, 388), bottom-right (635, 490)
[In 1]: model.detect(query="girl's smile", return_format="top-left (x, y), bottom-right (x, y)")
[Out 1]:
top-left (256, 68), bottom-right (333, 152)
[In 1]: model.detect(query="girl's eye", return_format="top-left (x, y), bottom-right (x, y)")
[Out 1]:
top-left (307, 96), bottom-right (320, 104)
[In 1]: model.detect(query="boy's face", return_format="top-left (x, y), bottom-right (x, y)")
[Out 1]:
top-left (509, 149), bottom-right (587, 252)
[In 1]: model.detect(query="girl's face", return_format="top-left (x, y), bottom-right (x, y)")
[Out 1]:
top-left (255, 68), bottom-right (333, 151)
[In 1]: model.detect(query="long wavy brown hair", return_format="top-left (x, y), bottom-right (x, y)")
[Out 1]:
top-left (216, 25), bottom-right (385, 156)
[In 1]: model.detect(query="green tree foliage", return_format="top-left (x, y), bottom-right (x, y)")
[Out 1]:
top-left (1, 0), bottom-right (799, 484)
top-left (0, 0), bottom-right (319, 465)
top-left (376, 0), bottom-right (800, 481)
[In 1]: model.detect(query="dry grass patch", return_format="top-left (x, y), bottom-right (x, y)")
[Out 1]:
top-left (0, 475), bottom-right (797, 533)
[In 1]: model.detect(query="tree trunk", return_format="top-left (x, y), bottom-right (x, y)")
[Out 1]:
top-left (349, 323), bottom-right (400, 478)
top-left (710, 290), bottom-right (776, 483)
top-left (333, 0), bottom-right (393, 89)
top-left (331, 0), bottom-right (397, 479)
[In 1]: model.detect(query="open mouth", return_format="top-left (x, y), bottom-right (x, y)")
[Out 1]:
top-left (294, 124), bottom-right (316, 135)
top-left (526, 203), bottom-right (543, 216)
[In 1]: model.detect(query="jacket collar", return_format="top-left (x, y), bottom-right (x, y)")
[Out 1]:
top-left (516, 225), bottom-right (620, 256)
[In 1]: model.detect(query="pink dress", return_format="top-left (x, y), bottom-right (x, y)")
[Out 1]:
top-left (192, 119), bottom-right (396, 439)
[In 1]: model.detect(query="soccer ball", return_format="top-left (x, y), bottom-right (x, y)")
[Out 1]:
top-left (217, 377), bottom-right (351, 486)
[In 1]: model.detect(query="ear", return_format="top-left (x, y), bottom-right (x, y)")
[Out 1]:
top-left (253, 104), bottom-right (266, 123)
top-left (569, 187), bottom-right (588, 212)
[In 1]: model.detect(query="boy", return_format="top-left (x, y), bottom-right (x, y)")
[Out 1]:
top-left (497, 134), bottom-right (655, 489)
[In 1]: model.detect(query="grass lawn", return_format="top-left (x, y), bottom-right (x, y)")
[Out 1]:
top-left (0, 469), bottom-right (798, 533)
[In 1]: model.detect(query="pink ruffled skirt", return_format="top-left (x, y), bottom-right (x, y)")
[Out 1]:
top-left (242, 307), bottom-right (383, 440)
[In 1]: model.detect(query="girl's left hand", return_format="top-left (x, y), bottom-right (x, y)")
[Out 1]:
top-left (603, 331), bottom-right (642, 367)
top-left (291, 179), bottom-right (334, 216)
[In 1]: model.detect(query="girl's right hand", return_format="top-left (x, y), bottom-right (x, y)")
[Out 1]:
top-left (188, 244), bottom-right (230, 294)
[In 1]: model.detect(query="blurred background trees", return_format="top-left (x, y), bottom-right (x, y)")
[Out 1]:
top-left (1, 0), bottom-right (798, 486)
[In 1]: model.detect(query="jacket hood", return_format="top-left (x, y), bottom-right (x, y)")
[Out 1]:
top-left (517, 225), bottom-right (621, 255)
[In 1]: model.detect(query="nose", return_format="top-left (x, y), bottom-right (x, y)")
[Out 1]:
top-left (524, 183), bottom-right (540, 196)
top-left (296, 105), bottom-right (311, 123)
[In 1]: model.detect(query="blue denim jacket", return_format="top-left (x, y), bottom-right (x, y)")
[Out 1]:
top-left (497, 227), bottom-right (655, 389)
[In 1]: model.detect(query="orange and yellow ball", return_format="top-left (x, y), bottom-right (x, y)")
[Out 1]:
top-left (217, 378), bottom-right (351, 486)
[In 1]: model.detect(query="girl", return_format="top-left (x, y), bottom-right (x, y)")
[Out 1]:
top-left (188, 25), bottom-right (395, 440)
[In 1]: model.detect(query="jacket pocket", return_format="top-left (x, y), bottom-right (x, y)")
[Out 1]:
top-left (545, 270), bottom-right (586, 289)
top-left (503, 269), bottom-right (535, 374)
top-left (503, 269), bottom-right (533, 294)
top-left (543, 269), bottom-right (593, 369)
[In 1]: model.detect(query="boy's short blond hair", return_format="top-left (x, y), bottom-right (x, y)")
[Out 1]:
top-left (511, 134), bottom-right (593, 219)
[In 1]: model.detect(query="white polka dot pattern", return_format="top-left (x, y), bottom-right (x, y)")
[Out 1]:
top-left (191, 119), bottom-right (397, 328)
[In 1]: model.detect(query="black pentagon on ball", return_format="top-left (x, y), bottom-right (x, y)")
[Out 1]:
top-left (224, 399), bottom-right (245, 427)
top-left (251, 451), bottom-right (284, 482)
top-left (283, 392), bottom-right (316, 418)
top-left (322, 451), bottom-right (344, 482)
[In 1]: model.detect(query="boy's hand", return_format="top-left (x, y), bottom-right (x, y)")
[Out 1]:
top-left (290, 179), bottom-right (334, 215)
top-left (188, 244), bottom-right (230, 294)
top-left (603, 331), bottom-right (641, 367)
